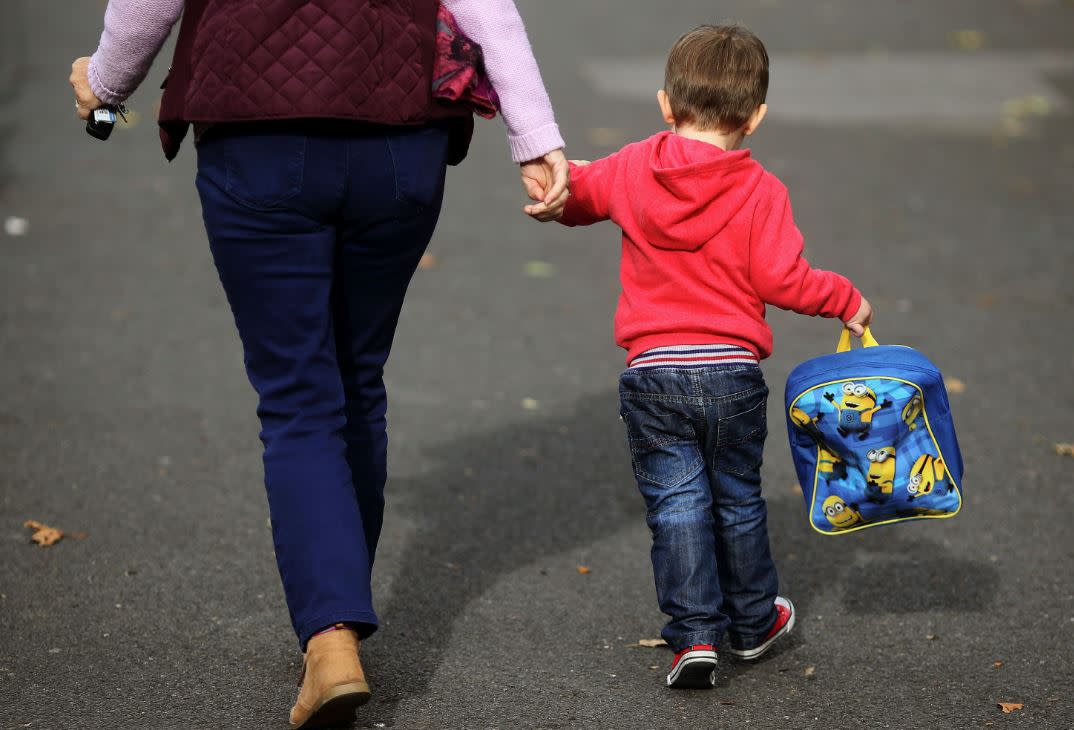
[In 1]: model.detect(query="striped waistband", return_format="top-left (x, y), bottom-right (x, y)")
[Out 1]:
top-left (629, 344), bottom-right (759, 370)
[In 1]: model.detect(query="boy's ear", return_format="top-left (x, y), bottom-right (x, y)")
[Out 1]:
top-left (657, 89), bottom-right (677, 126)
top-left (743, 103), bottom-right (768, 136)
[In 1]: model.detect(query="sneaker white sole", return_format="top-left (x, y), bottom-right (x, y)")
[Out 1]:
top-left (666, 651), bottom-right (717, 689)
top-left (727, 597), bottom-right (796, 661)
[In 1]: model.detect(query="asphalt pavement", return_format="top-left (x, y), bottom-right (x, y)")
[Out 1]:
top-left (2, 1), bottom-right (1073, 728)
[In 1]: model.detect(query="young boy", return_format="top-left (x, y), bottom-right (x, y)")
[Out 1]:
top-left (532, 25), bottom-right (872, 688)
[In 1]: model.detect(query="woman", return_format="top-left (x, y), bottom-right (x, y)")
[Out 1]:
top-left (69, 1), bottom-right (568, 727)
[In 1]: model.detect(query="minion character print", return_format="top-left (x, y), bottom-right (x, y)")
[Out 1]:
top-left (907, 454), bottom-right (949, 501)
top-left (823, 381), bottom-right (892, 440)
top-left (864, 446), bottom-right (896, 502)
top-left (821, 495), bottom-right (863, 530)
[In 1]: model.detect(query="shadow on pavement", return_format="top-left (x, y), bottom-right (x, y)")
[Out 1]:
top-left (363, 389), bottom-right (998, 725)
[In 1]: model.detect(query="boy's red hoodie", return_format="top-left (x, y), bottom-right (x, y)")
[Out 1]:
top-left (560, 131), bottom-right (860, 363)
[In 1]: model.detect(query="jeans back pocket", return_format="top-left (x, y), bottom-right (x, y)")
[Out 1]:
top-left (621, 403), bottom-right (703, 489)
top-left (385, 125), bottom-right (450, 211)
top-left (218, 132), bottom-right (307, 210)
top-left (715, 386), bottom-right (768, 477)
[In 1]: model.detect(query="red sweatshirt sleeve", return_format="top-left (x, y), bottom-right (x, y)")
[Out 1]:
top-left (749, 180), bottom-right (861, 321)
top-left (558, 154), bottom-right (622, 227)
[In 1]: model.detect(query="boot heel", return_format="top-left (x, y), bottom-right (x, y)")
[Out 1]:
top-left (291, 682), bottom-right (371, 729)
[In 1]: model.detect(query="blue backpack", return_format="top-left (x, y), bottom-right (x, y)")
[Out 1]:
top-left (784, 328), bottom-right (963, 535)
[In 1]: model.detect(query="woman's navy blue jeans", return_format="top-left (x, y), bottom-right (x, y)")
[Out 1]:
top-left (195, 121), bottom-right (449, 648)
top-left (619, 365), bottom-right (780, 652)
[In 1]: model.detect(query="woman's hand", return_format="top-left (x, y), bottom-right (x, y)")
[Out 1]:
top-left (520, 148), bottom-right (569, 222)
top-left (70, 57), bottom-right (103, 121)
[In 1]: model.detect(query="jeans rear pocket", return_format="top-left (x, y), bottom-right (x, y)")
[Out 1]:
top-left (385, 126), bottom-right (450, 211)
top-left (716, 387), bottom-right (768, 477)
top-left (621, 406), bottom-right (703, 489)
top-left (221, 133), bottom-right (306, 210)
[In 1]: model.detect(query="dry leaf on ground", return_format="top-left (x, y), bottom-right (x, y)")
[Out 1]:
top-left (576, 565), bottom-right (591, 575)
top-left (417, 253), bottom-right (439, 271)
top-left (926, 633), bottom-right (939, 641)
top-left (523, 260), bottom-right (556, 278)
top-left (997, 702), bottom-right (1023, 714)
top-left (1054, 443), bottom-right (1074, 457)
top-left (949, 29), bottom-right (987, 50)
top-left (946, 377), bottom-right (966, 394)
top-left (993, 660), bottom-right (1004, 669)
top-left (24, 519), bottom-right (64, 546)
top-left (804, 665), bottom-right (816, 678)
top-left (636, 638), bottom-right (667, 648)
top-left (587, 128), bottom-right (628, 147)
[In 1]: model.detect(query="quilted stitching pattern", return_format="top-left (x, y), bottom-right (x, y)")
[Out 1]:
top-left (185, 0), bottom-right (428, 123)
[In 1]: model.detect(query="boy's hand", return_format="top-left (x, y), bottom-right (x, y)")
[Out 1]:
top-left (521, 148), bottom-right (569, 222)
top-left (844, 296), bottom-right (873, 337)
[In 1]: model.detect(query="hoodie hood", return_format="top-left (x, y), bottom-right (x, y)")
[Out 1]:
top-left (635, 131), bottom-right (764, 251)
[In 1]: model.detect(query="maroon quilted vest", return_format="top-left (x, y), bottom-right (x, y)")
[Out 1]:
top-left (158, 0), bottom-right (472, 160)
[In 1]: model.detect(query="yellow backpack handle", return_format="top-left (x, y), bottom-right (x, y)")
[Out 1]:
top-left (837, 326), bottom-right (879, 353)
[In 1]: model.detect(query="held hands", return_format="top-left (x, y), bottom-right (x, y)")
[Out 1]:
top-left (520, 148), bottom-right (569, 222)
top-left (70, 57), bottom-right (103, 120)
top-left (844, 296), bottom-right (873, 337)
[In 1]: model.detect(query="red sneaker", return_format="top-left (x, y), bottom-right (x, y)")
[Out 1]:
top-left (727, 596), bottom-right (796, 661)
top-left (666, 645), bottom-right (717, 689)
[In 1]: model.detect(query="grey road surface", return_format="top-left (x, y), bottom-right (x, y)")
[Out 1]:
top-left (2, 1), bottom-right (1073, 728)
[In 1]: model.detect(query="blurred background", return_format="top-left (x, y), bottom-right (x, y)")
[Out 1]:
top-left (2, 1), bottom-right (1073, 728)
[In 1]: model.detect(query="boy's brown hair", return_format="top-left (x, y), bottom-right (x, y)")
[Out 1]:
top-left (664, 25), bottom-right (769, 131)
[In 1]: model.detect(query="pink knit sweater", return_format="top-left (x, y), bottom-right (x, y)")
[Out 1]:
top-left (88, 0), bottom-right (564, 162)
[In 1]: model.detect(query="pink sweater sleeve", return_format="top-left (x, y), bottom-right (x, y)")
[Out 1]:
top-left (749, 180), bottom-right (862, 322)
top-left (443, 0), bottom-right (565, 162)
top-left (88, 0), bottom-right (185, 106)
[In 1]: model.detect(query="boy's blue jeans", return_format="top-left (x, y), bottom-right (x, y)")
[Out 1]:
top-left (619, 364), bottom-right (779, 652)
top-left (194, 121), bottom-right (450, 648)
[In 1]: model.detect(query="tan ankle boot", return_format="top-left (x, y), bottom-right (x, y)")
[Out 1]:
top-left (289, 625), bottom-right (371, 729)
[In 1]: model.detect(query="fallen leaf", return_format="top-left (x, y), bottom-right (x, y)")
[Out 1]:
top-left (926, 633), bottom-right (939, 641)
top-left (804, 665), bottom-right (816, 678)
top-left (417, 253), bottom-right (439, 271)
top-left (997, 702), bottom-right (1023, 714)
top-left (1002, 94), bottom-right (1052, 119)
top-left (1010, 177), bottom-right (1036, 196)
top-left (576, 565), bottom-right (591, 575)
top-left (1054, 443), bottom-right (1074, 457)
top-left (3, 216), bottom-right (29, 237)
top-left (946, 378), bottom-right (966, 394)
top-left (949, 29), bottom-right (987, 51)
top-left (637, 638), bottom-right (667, 648)
top-left (24, 519), bottom-right (64, 546)
top-left (587, 128), bottom-right (628, 147)
top-left (523, 260), bottom-right (556, 278)
top-left (993, 660), bottom-right (1004, 669)
top-left (118, 109), bottom-right (142, 129)
top-left (719, 700), bottom-right (735, 706)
